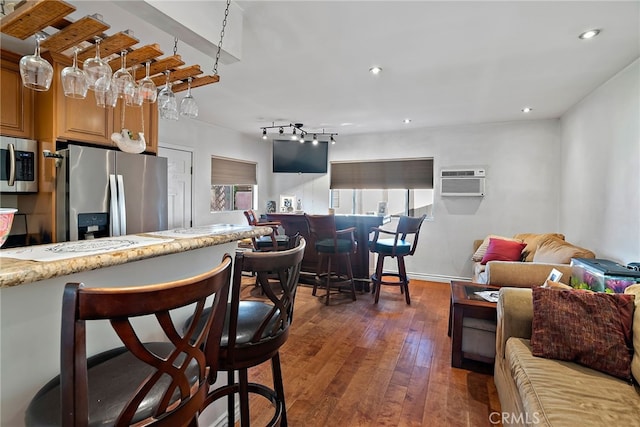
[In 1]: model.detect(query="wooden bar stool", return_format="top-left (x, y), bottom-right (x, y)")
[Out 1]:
top-left (25, 255), bottom-right (233, 427)
top-left (244, 209), bottom-right (289, 251)
top-left (369, 215), bottom-right (426, 304)
top-left (305, 214), bottom-right (357, 305)
top-left (187, 237), bottom-right (305, 427)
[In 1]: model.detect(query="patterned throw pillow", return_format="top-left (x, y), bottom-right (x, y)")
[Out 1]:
top-left (531, 286), bottom-right (635, 381)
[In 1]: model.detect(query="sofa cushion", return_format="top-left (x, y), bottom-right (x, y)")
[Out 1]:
top-left (532, 236), bottom-right (595, 264)
top-left (530, 286), bottom-right (634, 380)
top-left (624, 284), bottom-right (640, 382)
top-left (480, 238), bottom-right (527, 265)
top-left (472, 235), bottom-right (522, 262)
top-left (513, 233), bottom-right (565, 262)
top-left (506, 337), bottom-right (640, 426)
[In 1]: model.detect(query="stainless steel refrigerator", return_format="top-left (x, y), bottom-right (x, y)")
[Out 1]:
top-left (56, 144), bottom-right (168, 241)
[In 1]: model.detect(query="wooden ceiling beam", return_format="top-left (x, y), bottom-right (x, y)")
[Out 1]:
top-left (40, 15), bottom-right (110, 53)
top-left (173, 75), bottom-right (220, 93)
top-left (0, 0), bottom-right (76, 40)
top-left (151, 65), bottom-right (203, 87)
top-left (108, 43), bottom-right (163, 71)
top-left (132, 55), bottom-right (185, 80)
top-left (76, 31), bottom-right (139, 62)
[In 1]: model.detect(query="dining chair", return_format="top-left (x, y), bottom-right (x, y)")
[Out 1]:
top-left (305, 214), bottom-right (357, 305)
top-left (369, 214), bottom-right (426, 304)
top-left (244, 209), bottom-right (289, 251)
top-left (25, 255), bottom-right (233, 427)
top-left (189, 236), bottom-right (305, 427)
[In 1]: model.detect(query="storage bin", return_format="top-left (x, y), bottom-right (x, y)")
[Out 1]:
top-left (570, 258), bottom-right (640, 293)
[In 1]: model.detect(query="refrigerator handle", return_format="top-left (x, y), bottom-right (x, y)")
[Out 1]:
top-left (7, 143), bottom-right (16, 186)
top-left (109, 174), bottom-right (120, 236)
top-left (117, 174), bottom-right (127, 235)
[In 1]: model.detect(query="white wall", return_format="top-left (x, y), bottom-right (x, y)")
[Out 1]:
top-left (271, 120), bottom-right (563, 280)
top-left (158, 119), bottom-right (270, 226)
top-left (159, 60), bottom-right (640, 279)
top-left (560, 59), bottom-right (640, 265)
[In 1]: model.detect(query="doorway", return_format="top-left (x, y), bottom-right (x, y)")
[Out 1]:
top-left (158, 146), bottom-right (193, 229)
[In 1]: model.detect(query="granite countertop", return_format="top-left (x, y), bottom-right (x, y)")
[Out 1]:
top-left (0, 224), bottom-right (271, 289)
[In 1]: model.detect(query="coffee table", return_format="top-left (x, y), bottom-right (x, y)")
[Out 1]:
top-left (449, 280), bottom-right (500, 368)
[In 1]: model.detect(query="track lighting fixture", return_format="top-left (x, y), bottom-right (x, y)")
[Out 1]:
top-left (260, 122), bottom-right (338, 144)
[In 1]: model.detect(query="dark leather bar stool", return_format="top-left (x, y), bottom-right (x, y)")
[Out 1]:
top-left (305, 214), bottom-right (357, 305)
top-left (188, 237), bottom-right (305, 427)
top-left (369, 215), bottom-right (426, 304)
top-left (25, 255), bottom-right (233, 427)
top-left (244, 209), bottom-right (289, 251)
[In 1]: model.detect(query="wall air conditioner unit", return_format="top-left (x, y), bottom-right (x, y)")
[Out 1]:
top-left (440, 169), bottom-right (486, 196)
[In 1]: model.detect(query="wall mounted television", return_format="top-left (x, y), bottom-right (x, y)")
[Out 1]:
top-left (272, 139), bottom-right (328, 173)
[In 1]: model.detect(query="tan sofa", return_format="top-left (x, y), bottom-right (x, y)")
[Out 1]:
top-left (495, 287), bottom-right (640, 427)
top-left (472, 233), bottom-right (595, 287)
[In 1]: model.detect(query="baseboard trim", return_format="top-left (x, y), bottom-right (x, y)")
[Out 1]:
top-left (409, 272), bottom-right (472, 283)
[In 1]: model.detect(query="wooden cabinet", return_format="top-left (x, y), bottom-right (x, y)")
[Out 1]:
top-left (34, 52), bottom-right (158, 152)
top-left (34, 52), bottom-right (112, 146)
top-left (0, 50), bottom-right (34, 138)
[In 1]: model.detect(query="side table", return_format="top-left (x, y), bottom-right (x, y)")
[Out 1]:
top-left (449, 281), bottom-right (500, 368)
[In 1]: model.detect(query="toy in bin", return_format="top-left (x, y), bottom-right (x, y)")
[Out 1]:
top-left (570, 258), bottom-right (640, 293)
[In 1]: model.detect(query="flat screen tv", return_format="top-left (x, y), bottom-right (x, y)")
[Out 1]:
top-left (272, 139), bottom-right (328, 173)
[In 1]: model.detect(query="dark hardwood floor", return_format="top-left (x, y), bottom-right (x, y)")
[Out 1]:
top-left (236, 278), bottom-right (502, 426)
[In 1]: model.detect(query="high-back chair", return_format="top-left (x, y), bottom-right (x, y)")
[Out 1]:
top-left (191, 237), bottom-right (305, 427)
top-left (369, 215), bottom-right (426, 304)
top-left (244, 209), bottom-right (289, 251)
top-left (25, 255), bottom-right (233, 427)
top-left (305, 214), bottom-right (357, 305)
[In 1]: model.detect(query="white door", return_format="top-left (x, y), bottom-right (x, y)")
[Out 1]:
top-left (158, 146), bottom-right (193, 229)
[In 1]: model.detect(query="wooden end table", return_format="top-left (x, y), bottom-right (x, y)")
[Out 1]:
top-left (449, 280), bottom-right (500, 368)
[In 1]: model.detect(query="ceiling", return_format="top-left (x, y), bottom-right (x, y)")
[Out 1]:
top-left (2, 1), bottom-right (639, 139)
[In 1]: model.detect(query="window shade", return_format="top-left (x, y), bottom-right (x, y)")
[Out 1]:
top-left (330, 158), bottom-right (433, 189)
top-left (211, 157), bottom-right (257, 185)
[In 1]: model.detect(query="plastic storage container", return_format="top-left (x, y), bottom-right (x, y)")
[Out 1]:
top-left (570, 258), bottom-right (640, 293)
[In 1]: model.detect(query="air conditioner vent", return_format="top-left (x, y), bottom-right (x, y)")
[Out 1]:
top-left (440, 168), bottom-right (486, 197)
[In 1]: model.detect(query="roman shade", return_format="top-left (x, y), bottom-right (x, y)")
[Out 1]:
top-left (330, 158), bottom-right (433, 189)
top-left (211, 157), bottom-right (257, 185)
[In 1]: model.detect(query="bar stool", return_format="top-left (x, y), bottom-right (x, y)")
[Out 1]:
top-left (25, 255), bottom-right (233, 426)
top-left (305, 214), bottom-right (357, 305)
top-left (187, 237), bottom-right (305, 427)
top-left (244, 209), bottom-right (289, 251)
top-left (369, 215), bottom-right (426, 304)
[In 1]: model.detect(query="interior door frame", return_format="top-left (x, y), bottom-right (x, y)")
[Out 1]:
top-left (158, 142), bottom-right (194, 229)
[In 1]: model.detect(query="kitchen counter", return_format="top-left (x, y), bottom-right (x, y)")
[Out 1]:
top-left (0, 223), bottom-right (271, 426)
top-left (0, 224), bottom-right (271, 288)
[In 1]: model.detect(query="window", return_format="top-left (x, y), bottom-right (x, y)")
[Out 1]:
top-left (330, 158), bottom-right (434, 217)
top-left (210, 157), bottom-right (257, 212)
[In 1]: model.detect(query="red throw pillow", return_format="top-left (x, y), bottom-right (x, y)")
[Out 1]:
top-left (530, 286), bottom-right (635, 381)
top-left (480, 238), bottom-right (527, 265)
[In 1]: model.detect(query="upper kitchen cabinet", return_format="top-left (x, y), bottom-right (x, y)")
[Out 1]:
top-left (34, 52), bottom-right (113, 147)
top-left (0, 50), bottom-right (34, 139)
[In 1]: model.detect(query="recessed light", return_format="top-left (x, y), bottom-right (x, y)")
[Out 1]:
top-left (521, 107), bottom-right (533, 113)
top-left (403, 118), bottom-right (411, 124)
top-left (579, 29), bottom-right (601, 40)
top-left (369, 66), bottom-right (382, 75)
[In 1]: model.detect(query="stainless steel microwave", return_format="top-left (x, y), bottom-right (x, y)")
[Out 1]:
top-left (0, 136), bottom-right (38, 193)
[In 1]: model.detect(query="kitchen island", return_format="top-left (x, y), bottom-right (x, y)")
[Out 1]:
top-left (0, 224), bottom-right (271, 427)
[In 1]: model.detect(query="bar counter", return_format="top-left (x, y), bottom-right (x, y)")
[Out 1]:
top-left (0, 224), bottom-right (271, 426)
